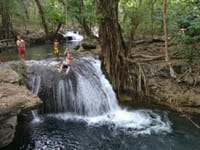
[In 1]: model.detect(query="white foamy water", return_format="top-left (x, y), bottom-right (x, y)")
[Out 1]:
top-left (50, 109), bottom-right (172, 135)
top-left (30, 74), bottom-right (43, 123)
top-left (26, 57), bottom-right (172, 134)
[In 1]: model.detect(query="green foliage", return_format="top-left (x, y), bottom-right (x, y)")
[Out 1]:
top-left (119, 0), bottom-right (145, 38)
top-left (168, 0), bottom-right (200, 65)
top-left (170, 44), bottom-right (195, 65)
top-left (1, 0), bottom-right (200, 45)
top-left (118, 0), bottom-right (165, 38)
top-left (82, 0), bottom-right (96, 27)
top-left (183, 47), bottom-right (195, 65)
top-left (45, 1), bottom-right (65, 24)
top-left (66, 0), bottom-right (96, 28)
top-left (171, 33), bottom-right (198, 65)
top-left (181, 36), bottom-right (191, 44)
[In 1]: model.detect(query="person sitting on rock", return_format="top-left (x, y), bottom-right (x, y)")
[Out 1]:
top-left (58, 49), bottom-right (73, 75)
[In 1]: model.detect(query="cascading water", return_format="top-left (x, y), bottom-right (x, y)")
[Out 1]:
top-left (29, 75), bottom-right (41, 122)
top-left (27, 57), bottom-right (120, 116)
top-left (4, 46), bottom-right (200, 150)
top-left (26, 56), bottom-right (171, 135)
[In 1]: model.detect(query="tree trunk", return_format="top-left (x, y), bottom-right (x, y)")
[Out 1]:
top-left (54, 22), bottom-right (62, 38)
top-left (76, 0), bottom-right (95, 39)
top-left (34, 0), bottom-right (49, 37)
top-left (150, 0), bottom-right (156, 39)
top-left (0, 0), bottom-right (11, 39)
top-left (163, 0), bottom-right (176, 78)
top-left (163, 0), bottom-right (169, 62)
top-left (96, 0), bottom-right (128, 92)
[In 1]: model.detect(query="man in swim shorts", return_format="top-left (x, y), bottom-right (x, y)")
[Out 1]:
top-left (58, 49), bottom-right (73, 75)
top-left (54, 38), bottom-right (59, 59)
top-left (16, 35), bottom-right (26, 61)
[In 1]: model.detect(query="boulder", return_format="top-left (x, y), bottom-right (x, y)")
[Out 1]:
top-left (0, 63), bottom-right (42, 148)
top-left (0, 64), bottom-right (19, 83)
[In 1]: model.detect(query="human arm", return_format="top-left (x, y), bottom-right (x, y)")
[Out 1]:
top-left (21, 40), bottom-right (25, 49)
top-left (16, 40), bottom-right (21, 47)
top-left (65, 66), bottom-right (71, 75)
top-left (58, 64), bottom-right (63, 73)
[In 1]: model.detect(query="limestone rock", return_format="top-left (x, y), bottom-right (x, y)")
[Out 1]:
top-left (0, 64), bottom-right (19, 83)
top-left (0, 82), bottom-right (42, 115)
top-left (0, 63), bottom-right (42, 148)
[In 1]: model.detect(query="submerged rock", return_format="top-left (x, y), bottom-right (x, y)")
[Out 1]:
top-left (0, 63), bottom-right (42, 148)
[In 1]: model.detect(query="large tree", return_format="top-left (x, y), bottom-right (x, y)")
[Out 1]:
top-left (96, 0), bottom-right (128, 92)
top-left (34, 0), bottom-right (49, 37)
top-left (0, 0), bottom-right (12, 39)
top-left (163, 0), bottom-right (176, 78)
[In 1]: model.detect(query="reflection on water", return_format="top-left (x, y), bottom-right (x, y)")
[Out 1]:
top-left (1, 41), bottom-right (79, 61)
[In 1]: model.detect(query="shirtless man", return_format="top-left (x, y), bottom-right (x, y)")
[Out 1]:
top-left (16, 35), bottom-right (26, 61)
top-left (58, 49), bottom-right (73, 75)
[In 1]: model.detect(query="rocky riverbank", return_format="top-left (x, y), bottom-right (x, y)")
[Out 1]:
top-left (75, 39), bottom-right (200, 116)
top-left (0, 62), bottom-right (42, 148)
top-left (117, 39), bottom-right (200, 117)
top-left (145, 60), bottom-right (200, 115)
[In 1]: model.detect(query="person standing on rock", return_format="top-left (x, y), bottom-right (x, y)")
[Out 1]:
top-left (54, 38), bottom-right (59, 60)
top-left (16, 35), bottom-right (26, 62)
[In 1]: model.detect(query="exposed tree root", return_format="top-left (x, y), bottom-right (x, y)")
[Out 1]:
top-left (134, 38), bottom-right (164, 45)
top-left (130, 53), bottom-right (182, 62)
top-left (178, 108), bottom-right (200, 129)
top-left (131, 54), bottom-right (164, 59)
top-left (129, 54), bottom-right (164, 62)
top-left (125, 58), bottom-right (149, 96)
top-left (176, 70), bottom-right (189, 82)
top-left (168, 62), bottom-right (177, 79)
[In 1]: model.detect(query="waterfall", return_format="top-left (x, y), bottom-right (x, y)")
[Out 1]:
top-left (26, 57), bottom-right (171, 135)
top-left (29, 75), bottom-right (41, 122)
top-left (71, 57), bottom-right (120, 116)
top-left (27, 57), bottom-right (119, 116)
top-left (30, 75), bottom-right (41, 95)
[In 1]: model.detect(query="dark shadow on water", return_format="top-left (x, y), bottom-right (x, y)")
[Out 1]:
top-left (2, 110), bottom-right (200, 150)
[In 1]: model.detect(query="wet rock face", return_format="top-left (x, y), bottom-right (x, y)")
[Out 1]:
top-left (0, 63), bottom-right (42, 148)
top-left (0, 116), bottom-right (17, 148)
